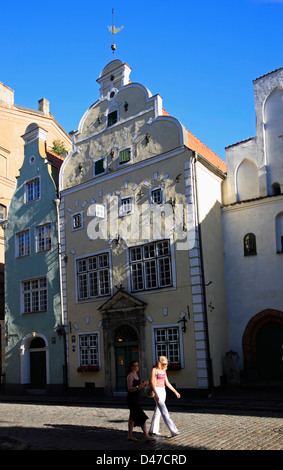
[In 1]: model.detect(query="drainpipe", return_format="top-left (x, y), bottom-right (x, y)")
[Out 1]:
top-left (191, 153), bottom-right (214, 396)
top-left (53, 197), bottom-right (68, 389)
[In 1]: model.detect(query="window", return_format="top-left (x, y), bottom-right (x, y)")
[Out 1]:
top-left (16, 230), bottom-right (30, 257)
top-left (77, 253), bottom-right (110, 300)
top-left (25, 178), bottom-right (40, 202)
top-left (93, 157), bottom-right (106, 177)
top-left (129, 240), bottom-right (172, 292)
top-left (72, 212), bottom-right (83, 231)
top-left (35, 223), bottom-right (51, 252)
top-left (244, 233), bottom-right (257, 256)
top-left (107, 110), bottom-right (118, 127)
top-left (119, 148), bottom-right (131, 165)
top-left (78, 334), bottom-right (100, 370)
top-left (153, 326), bottom-right (181, 366)
top-left (95, 204), bottom-right (105, 219)
top-left (150, 187), bottom-right (163, 205)
top-left (22, 277), bottom-right (47, 313)
top-left (0, 204), bottom-right (6, 221)
top-left (120, 196), bottom-right (134, 216)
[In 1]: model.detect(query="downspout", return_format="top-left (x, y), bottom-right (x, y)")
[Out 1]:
top-left (191, 152), bottom-right (214, 396)
top-left (53, 197), bottom-right (68, 389)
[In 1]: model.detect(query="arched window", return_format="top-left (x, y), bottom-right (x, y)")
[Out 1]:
top-left (244, 233), bottom-right (257, 256)
top-left (275, 212), bottom-right (283, 253)
top-left (272, 182), bottom-right (281, 195)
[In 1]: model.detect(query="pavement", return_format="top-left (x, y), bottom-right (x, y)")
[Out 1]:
top-left (0, 384), bottom-right (282, 451)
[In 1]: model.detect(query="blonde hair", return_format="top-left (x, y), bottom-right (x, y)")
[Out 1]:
top-left (157, 356), bottom-right (168, 368)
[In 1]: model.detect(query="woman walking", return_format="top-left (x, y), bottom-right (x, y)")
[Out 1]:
top-left (126, 360), bottom-right (155, 442)
top-left (149, 356), bottom-right (180, 437)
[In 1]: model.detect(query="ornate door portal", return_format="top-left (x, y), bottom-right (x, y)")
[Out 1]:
top-left (99, 289), bottom-right (147, 396)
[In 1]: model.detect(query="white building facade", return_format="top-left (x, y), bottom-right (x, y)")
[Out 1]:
top-left (222, 68), bottom-right (283, 381)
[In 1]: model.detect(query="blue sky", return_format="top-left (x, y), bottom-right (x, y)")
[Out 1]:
top-left (1, 0), bottom-right (283, 160)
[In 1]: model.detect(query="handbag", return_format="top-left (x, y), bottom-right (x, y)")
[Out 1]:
top-left (145, 384), bottom-right (155, 398)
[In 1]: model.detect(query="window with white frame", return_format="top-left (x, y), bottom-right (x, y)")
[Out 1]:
top-left (35, 223), bottom-right (51, 252)
top-left (129, 239), bottom-right (172, 292)
top-left (76, 252), bottom-right (110, 300)
top-left (150, 187), bottom-right (163, 205)
top-left (16, 230), bottom-right (30, 257)
top-left (78, 333), bottom-right (100, 370)
top-left (153, 326), bottom-right (181, 366)
top-left (25, 177), bottom-right (40, 202)
top-left (72, 212), bottom-right (83, 231)
top-left (22, 277), bottom-right (47, 314)
top-left (119, 195), bottom-right (134, 216)
top-left (95, 204), bottom-right (105, 219)
top-left (118, 147), bottom-right (131, 166)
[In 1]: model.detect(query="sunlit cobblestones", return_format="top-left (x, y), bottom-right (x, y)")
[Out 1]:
top-left (0, 402), bottom-right (282, 450)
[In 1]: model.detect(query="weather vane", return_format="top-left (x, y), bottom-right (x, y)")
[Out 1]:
top-left (108, 8), bottom-right (124, 58)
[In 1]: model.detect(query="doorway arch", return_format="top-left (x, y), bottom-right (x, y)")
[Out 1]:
top-left (20, 333), bottom-right (49, 389)
top-left (242, 309), bottom-right (283, 379)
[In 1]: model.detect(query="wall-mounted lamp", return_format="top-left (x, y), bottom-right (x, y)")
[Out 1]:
top-left (98, 114), bottom-right (102, 124)
top-left (124, 101), bottom-right (128, 112)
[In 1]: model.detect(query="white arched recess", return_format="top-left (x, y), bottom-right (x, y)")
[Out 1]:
top-left (19, 333), bottom-right (50, 385)
top-left (235, 158), bottom-right (259, 202)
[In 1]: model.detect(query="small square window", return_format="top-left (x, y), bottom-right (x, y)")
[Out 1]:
top-left (119, 148), bottom-right (131, 165)
top-left (96, 204), bottom-right (105, 219)
top-left (72, 212), bottom-right (83, 231)
top-left (120, 196), bottom-right (133, 216)
top-left (151, 188), bottom-right (163, 205)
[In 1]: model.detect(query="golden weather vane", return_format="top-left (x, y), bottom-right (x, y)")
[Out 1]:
top-left (108, 8), bottom-right (124, 58)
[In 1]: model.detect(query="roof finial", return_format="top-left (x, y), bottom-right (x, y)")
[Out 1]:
top-left (108, 8), bottom-right (124, 58)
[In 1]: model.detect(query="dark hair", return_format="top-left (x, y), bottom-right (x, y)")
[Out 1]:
top-left (126, 360), bottom-right (138, 374)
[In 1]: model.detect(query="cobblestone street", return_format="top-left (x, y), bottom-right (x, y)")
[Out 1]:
top-left (0, 400), bottom-right (283, 452)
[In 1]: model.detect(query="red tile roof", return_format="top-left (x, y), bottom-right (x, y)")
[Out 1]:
top-left (162, 109), bottom-right (226, 174)
top-left (46, 149), bottom-right (65, 173)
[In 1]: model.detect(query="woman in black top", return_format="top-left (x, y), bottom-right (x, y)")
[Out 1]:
top-left (126, 361), bottom-right (155, 441)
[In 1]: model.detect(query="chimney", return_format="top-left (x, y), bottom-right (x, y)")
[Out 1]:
top-left (38, 98), bottom-right (50, 116)
top-left (0, 82), bottom-right (14, 108)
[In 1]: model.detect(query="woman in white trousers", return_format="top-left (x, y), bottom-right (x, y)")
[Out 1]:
top-left (149, 356), bottom-right (181, 436)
